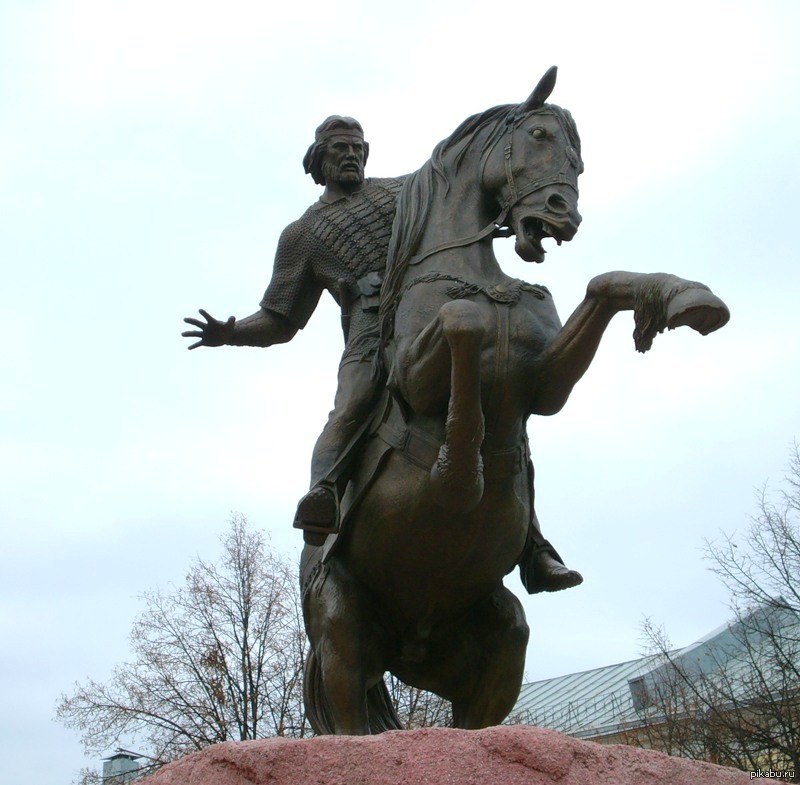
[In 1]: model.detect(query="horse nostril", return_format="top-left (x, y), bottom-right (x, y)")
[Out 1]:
top-left (545, 193), bottom-right (570, 214)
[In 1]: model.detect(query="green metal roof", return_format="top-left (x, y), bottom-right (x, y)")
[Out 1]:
top-left (512, 655), bottom-right (661, 738)
top-left (512, 605), bottom-right (799, 739)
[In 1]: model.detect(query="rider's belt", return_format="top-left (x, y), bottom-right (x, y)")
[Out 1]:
top-left (376, 420), bottom-right (527, 481)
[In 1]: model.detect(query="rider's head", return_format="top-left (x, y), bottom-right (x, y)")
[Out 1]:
top-left (303, 116), bottom-right (369, 188)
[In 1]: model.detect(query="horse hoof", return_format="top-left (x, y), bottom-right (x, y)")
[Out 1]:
top-left (430, 447), bottom-right (484, 512)
top-left (666, 286), bottom-right (730, 336)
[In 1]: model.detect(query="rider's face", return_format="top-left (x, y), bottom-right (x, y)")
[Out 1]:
top-left (322, 134), bottom-right (366, 189)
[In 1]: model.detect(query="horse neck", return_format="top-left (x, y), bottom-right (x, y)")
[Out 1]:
top-left (410, 169), bottom-right (503, 281)
top-left (422, 170), bottom-right (490, 241)
top-left (412, 237), bottom-right (502, 282)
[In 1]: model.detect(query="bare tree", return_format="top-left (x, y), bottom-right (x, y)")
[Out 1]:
top-left (635, 445), bottom-right (800, 771)
top-left (57, 514), bottom-right (310, 777)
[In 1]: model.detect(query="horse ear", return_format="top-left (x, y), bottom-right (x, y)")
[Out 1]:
top-left (523, 66), bottom-right (558, 110)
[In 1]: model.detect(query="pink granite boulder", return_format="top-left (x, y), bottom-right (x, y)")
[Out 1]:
top-left (139, 725), bottom-right (752, 785)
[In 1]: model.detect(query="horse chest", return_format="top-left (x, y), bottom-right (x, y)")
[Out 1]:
top-left (499, 300), bottom-right (557, 361)
top-left (475, 297), bottom-right (560, 398)
top-left (393, 280), bottom-right (559, 423)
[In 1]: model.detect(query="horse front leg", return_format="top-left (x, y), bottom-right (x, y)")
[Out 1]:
top-left (590, 270), bottom-right (729, 351)
top-left (530, 271), bottom-right (729, 416)
top-left (396, 299), bottom-right (486, 512)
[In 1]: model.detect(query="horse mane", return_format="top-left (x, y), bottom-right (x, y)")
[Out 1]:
top-left (379, 102), bottom-right (581, 344)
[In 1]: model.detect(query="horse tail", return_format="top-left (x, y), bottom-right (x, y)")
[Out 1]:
top-left (366, 678), bottom-right (404, 733)
top-left (303, 649), bottom-right (403, 735)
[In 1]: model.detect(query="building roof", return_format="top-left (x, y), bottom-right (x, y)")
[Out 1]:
top-left (513, 655), bottom-right (660, 738)
top-left (102, 748), bottom-right (145, 761)
top-left (512, 604), bottom-right (800, 739)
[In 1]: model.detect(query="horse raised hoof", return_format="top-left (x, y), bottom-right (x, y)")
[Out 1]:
top-left (430, 444), bottom-right (485, 513)
top-left (666, 285), bottom-right (730, 336)
top-left (633, 275), bottom-right (730, 352)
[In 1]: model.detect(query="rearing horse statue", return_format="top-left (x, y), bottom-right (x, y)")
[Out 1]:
top-left (301, 67), bottom-right (729, 734)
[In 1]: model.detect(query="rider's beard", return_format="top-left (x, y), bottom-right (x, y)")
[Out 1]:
top-left (322, 159), bottom-right (364, 191)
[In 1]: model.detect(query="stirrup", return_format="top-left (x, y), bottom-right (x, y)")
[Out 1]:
top-left (293, 483), bottom-right (340, 545)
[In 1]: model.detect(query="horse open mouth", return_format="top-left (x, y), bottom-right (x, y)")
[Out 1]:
top-left (514, 217), bottom-right (565, 263)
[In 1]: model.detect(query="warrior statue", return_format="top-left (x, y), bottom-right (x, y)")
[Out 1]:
top-left (182, 115), bottom-right (580, 593)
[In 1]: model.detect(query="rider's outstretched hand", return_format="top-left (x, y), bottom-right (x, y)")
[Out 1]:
top-left (182, 309), bottom-right (236, 349)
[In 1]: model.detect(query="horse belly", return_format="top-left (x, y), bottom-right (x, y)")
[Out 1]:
top-left (342, 452), bottom-right (529, 625)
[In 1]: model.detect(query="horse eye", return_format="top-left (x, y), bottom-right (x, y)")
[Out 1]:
top-left (530, 127), bottom-right (547, 140)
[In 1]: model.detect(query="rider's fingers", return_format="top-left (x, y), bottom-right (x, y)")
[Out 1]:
top-left (187, 339), bottom-right (203, 350)
top-left (182, 330), bottom-right (202, 338)
top-left (198, 308), bottom-right (214, 322)
top-left (183, 318), bottom-right (204, 328)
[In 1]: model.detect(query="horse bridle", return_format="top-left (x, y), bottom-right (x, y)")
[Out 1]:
top-left (497, 110), bottom-right (581, 212)
top-left (407, 108), bottom-right (581, 267)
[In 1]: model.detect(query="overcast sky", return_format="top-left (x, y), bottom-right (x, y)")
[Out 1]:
top-left (2, 0), bottom-right (799, 782)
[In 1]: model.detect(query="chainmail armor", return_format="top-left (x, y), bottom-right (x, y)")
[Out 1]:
top-left (260, 177), bottom-right (406, 349)
top-left (313, 178), bottom-right (404, 281)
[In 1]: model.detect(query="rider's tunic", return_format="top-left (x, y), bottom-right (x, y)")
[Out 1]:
top-left (260, 177), bottom-right (406, 365)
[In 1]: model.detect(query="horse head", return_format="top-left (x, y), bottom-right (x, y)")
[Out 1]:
top-left (482, 67), bottom-right (584, 263)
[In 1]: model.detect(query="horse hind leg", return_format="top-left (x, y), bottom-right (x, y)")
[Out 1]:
top-left (428, 299), bottom-right (486, 512)
top-left (304, 647), bottom-right (402, 735)
top-left (452, 587), bottom-right (529, 728)
top-left (408, 585), bottom-right (528, 729)
top-left (304, 560), bottom-right (387, 734)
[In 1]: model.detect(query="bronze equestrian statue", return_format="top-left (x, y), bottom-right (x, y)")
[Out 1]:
top-left (184, 67), bottom-right (729, 734)
top-left (183, 113), bottom-right (580, 593)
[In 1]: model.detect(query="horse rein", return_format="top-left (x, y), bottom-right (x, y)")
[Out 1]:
top-left (406, 108), bottom-right (581, 267)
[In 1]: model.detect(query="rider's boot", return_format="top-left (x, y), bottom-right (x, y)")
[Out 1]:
top-left (293, 482), bottom-right (340, 547)
top-left (519, 501), bottom-right (583, 593)
top-left (522, 539), bottom-right (583, 593)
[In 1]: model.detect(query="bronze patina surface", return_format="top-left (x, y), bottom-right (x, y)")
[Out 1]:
top-left (183, 68), bottom-right (729, 734)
